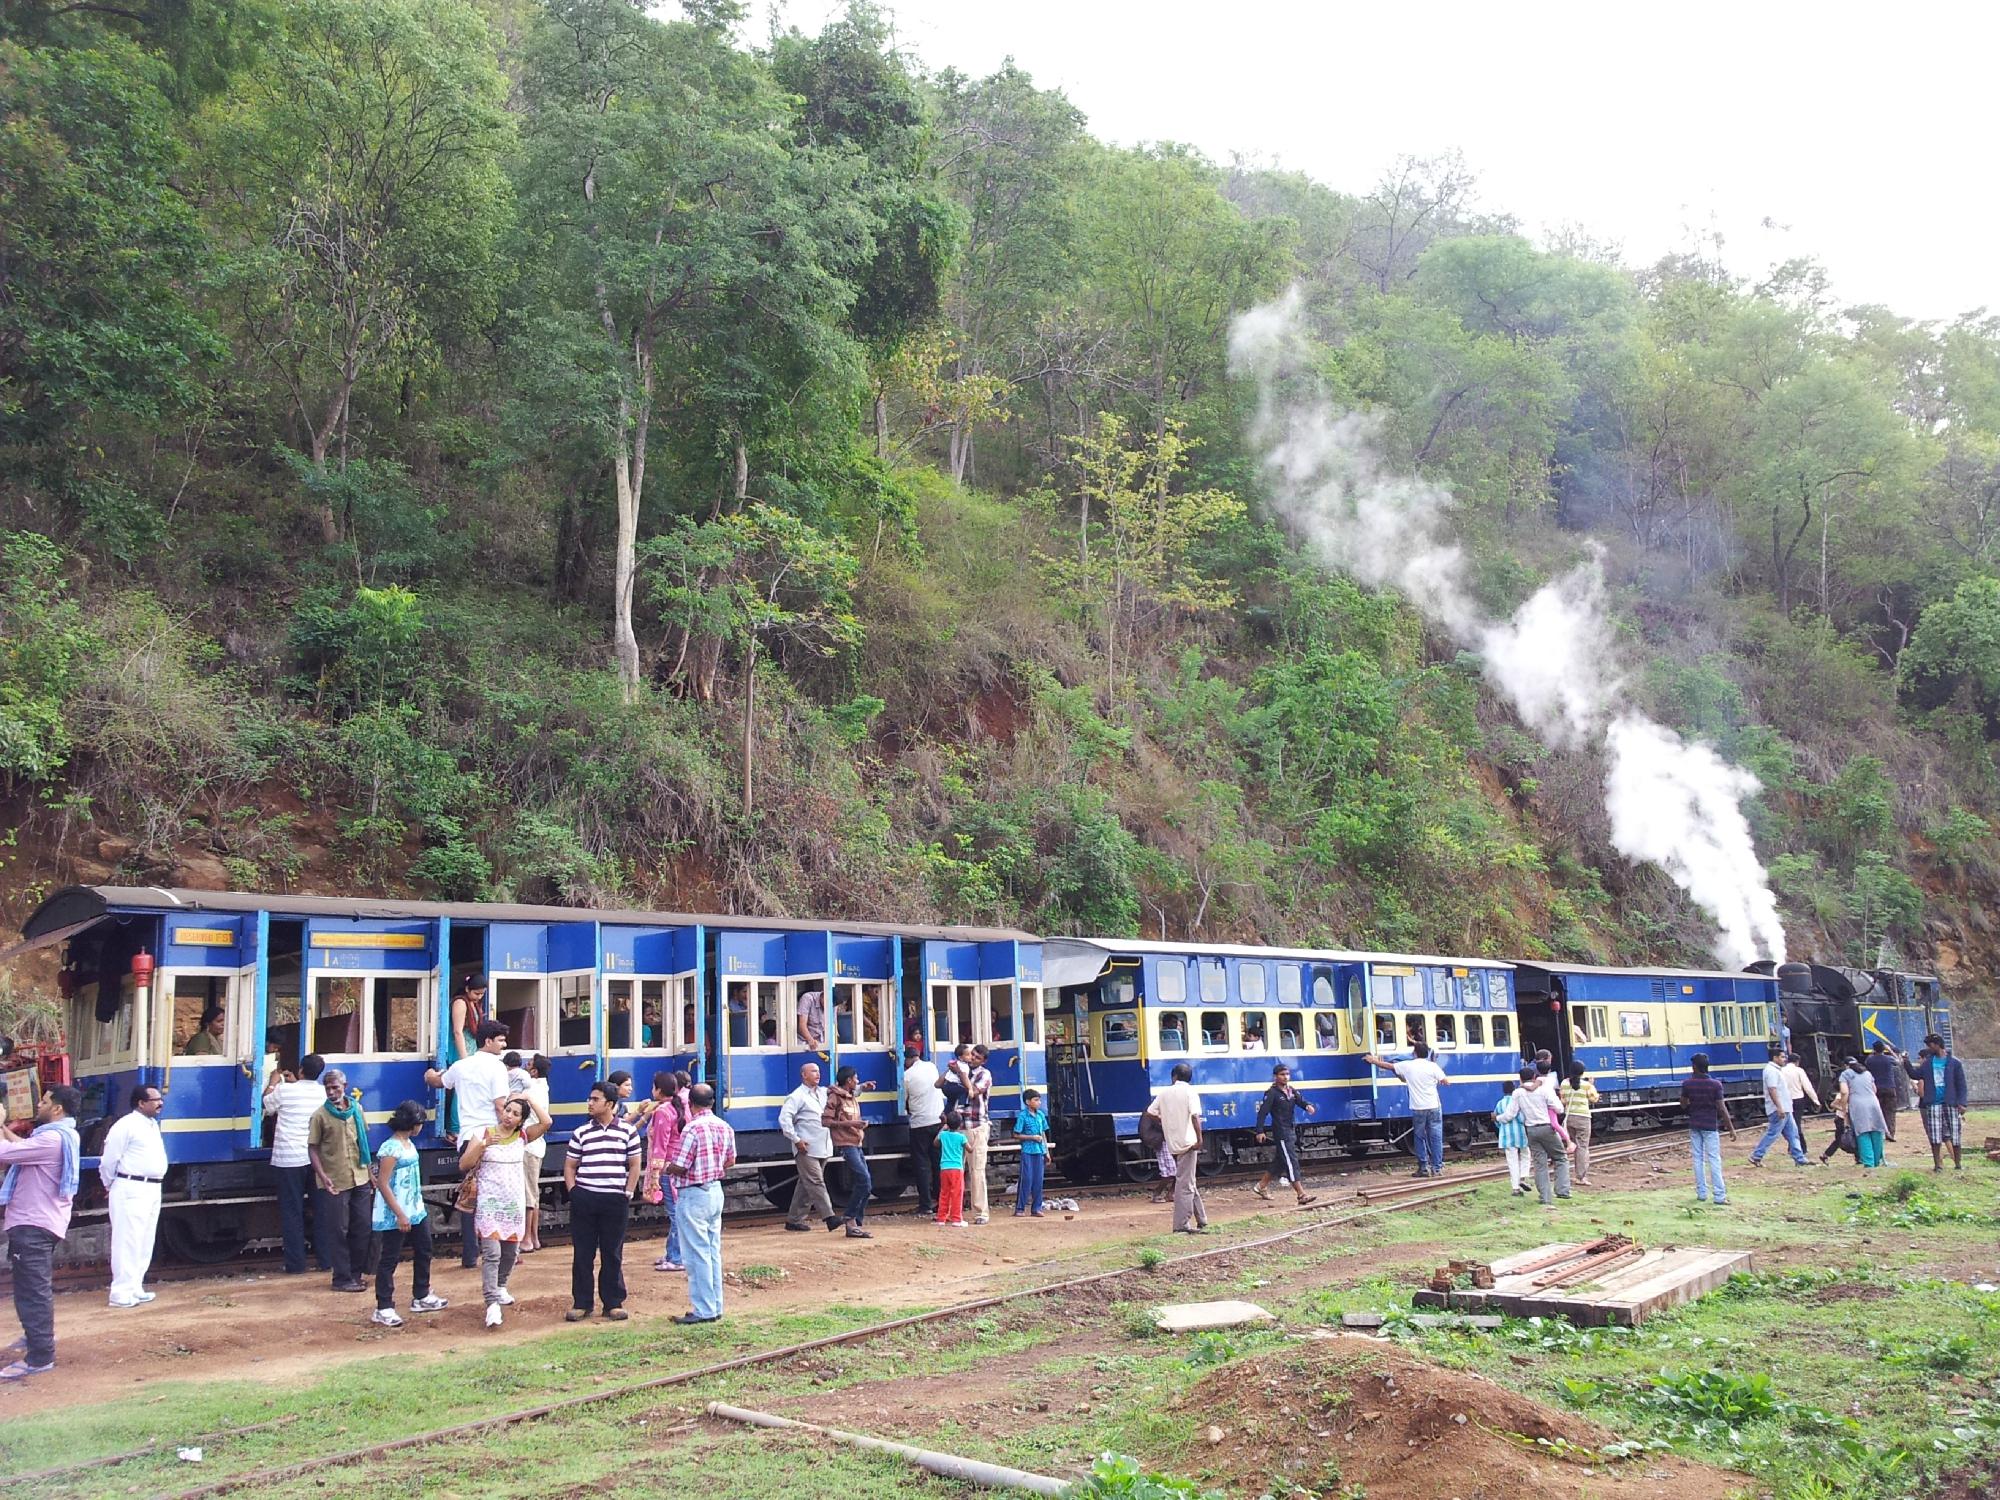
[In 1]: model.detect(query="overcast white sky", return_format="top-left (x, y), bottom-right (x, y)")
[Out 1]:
top-left (752, 0), bottom-right (1996, 323)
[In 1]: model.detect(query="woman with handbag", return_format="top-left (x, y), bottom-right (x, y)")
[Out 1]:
top-left (458, 1091), bottom-right (551, 1328)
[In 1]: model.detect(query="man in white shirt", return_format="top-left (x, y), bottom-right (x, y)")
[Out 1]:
top-left (99, 1084), bottom-right (167, 1307)
top-left (1509, 1063), bottom-right (1572, 1204)
top-left (1779, 1055), bottom-right (1821, 1112)
top-left (778, 1062), bottom-right (836, 1231)
top-left (1157, 1062), bottom-right (1208, 1233)
top-left (902, 1044), bottom-right (943, 1216)
top-left (426, 1019), bottom-right (513, 1266)
top-left (1750, 1050), bottom-right (1810, 1167)
top-left (264, 1052), bottom-right (329, 1274)
top-left (1363, 1042), bottom-right (1450, 1178)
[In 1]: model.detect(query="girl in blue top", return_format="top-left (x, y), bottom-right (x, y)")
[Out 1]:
top-left (935, 1110), bottom-right (968, 1226)
top-left (1493, 1081), bottom-right (1529, 1197)
top-left (371, 1100), bottom-right (448, 1326)
top-left (1013, 1089), bottom-right (1049, 1218)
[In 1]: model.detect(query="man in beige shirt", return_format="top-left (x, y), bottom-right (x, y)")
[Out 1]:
top-left (1157, 1063), bottom-right (1207, 1233)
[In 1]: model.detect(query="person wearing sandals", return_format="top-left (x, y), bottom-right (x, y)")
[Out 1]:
top-left (0, 1084), bottom-right (80, 1382)
top-left (1251, 1064), bottom-right (1317, 1205)
top-left (645, 1070), bottom-right (689, 1272)
top-left (825, 1065), bottom-right (874, 1238)
top-left (459, 1090), bottom-right (551, 1329)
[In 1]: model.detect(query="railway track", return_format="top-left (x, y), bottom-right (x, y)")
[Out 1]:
top-left (117, 1178), bottom-right (1477, 1499)
top-left (5, 1127), bottom-right (1690, 1295)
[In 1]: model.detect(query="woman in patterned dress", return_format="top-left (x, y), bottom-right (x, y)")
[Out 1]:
top-left (458, 1091), bottom-right (550, 1327)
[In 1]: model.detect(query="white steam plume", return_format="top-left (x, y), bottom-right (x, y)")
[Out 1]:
top-left (1229, 288), bottom-right (1786, 968)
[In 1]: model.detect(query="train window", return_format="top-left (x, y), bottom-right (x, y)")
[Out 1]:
top-left (1103, 1013), bottom-right (1139, 1058)
top-left (373, 976), bottom-right (424, 1054)
top-left (728, 980), bottom-right (754, 1049)
top-left (1371, 973), bottom-right (1400, 1007)
top-left (1459, 974), bottom-right (1484, 1008)
top-left (1199, 963), bottom-right (1226, 1005)
top-left (929, 984), bottom-right (951, 1047)
top-left (1313, 970), bottom-right (1336, 1007)
top-left (1404, 1014), bottom-right (1428, 1049)
top-left (1464, 1014), bottom-right (1486, 1046)
top-left (1242, 1012), bottom-right (1269, 1051)
top-left (1104, 968), bottom-right (1137, 1006)
top-left (494, 977), bottom-right (540, 1050)
top-left (1198, 1010), bottom-right (1230, 1051)
top-left (863, 983), bottom-right (890, 1045)
top-left (1737, 1003), bottom-right (1765, 1037)
top-left (1278, 966), bottom-right (1302, 1005)
top-left (989, 983), bottom-right (1016, 1044)
top-left (172, 974), bottom-right (235, 1058)
top-left (606, 978), bottom-right (665, 1051)
top-left (554, 973), bottom-right (593, 1052)
top-left (678, 975), bottom-right (699, 1049)
top-left (1155, 962), bottom-right (1186, 1004)
top-left (1433, 1013), bottom-right (1457, 1047)
top-left (1374, 1012), bottom-right (1397, 1046)
top-left (1315, 1011), bottom-right (1340, 1050)
top-left (1484, 971), bottom-right (1509, 1007)
top-left (1580, 1006), bottom-right (1609, 1042)
top-left (1420, 970), bottom-right (1437, 1006)
top-left (1277, 1011), bottom-right (1303, 1051)
top-left (758, 980), bottom-right (786, 1048)
top-left (1240, 965), bottom-right (1267, 1005)
top-left (638, 978), bottom-right (669, 1049)
top-left (1619, 1010), bottom-right (1652, 1038)
top-left (1491, 1014), bottom-right (1513, 1050)
top-left (1155, 1010), bottom-right (1188, 1052)
top-left (953, 984), bottom-right (979, 1045)
top-left (1019, 985), bottom-right (1042, 1045)
top-left (833, 982), bottom-right (860, 1046)
top-left (311, 976), bottom-right (364, 1054)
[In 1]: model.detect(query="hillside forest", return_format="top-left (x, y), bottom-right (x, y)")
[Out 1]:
top-left (6, 0), bottom-right (2000, 1031)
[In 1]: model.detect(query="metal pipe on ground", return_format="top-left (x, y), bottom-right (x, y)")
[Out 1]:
top-left (706, 1402), bottom-right (1070, 1495)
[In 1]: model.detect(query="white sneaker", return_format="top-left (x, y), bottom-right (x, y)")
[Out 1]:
top-left (371, 1308), bottom-right (404, 1328)
top-left (485, 1303), bottom-right (503, 1328)
top-left (973, 1214), bottom-right (988, 1225)
top-left (133, 1290), bottom-right (157, 1303)
top-left (410, 1295), bottom-right (449, 1313)
top-left (496, 1289), bottom-right (515, 1306)
top-left (108, 1297), bottom-right (141, 1309)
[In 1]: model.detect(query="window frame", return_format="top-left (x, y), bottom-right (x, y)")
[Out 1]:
top-left (547, 970), bottom-right (596, 1056)
top-left (1277, 965), bottom-right (1303, 1005)
top-left (604, 972), bottom-right (699, 1054)
top-left (1198, 961), bottom-right (1226, 1006)
top-left (163, 967), bottom-right (244, 1065)
top-left (305, 969), bottom-right (433, 1060)
top-left (1153, 961), bottom-right (1187, 1005)
top-left (1239, 964), bottom-right (1267, 1006)
top-left (1196, 1009), bottom-right (1231, 1053)
top-left (1240, 1008), bottom-right (1272, 1052)
top-left (1154, 1008), bottom-right (1189, 1054)
top-left (1432, 1011), bottom-right (1458, 1048)
top-left (727, 975), bottom-right (789, 1054)
top-left (1463, 1013), bottom-right (1486, 1047)
top-left (1275, 1007), bottom-right (1305, 1053)
top-left (1491, 1014), bottom-right (1514, 1050)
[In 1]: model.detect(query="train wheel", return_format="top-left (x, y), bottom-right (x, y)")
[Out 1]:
top-left (1445, 1118), bottom-right (1477, 1152)
top-left (161, 1213), bottom-right (248, 1265)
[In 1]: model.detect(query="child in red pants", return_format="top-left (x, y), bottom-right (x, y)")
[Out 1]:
top-left (935, 1110), bottom-right (967, 1226)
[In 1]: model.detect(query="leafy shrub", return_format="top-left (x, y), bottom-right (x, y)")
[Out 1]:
top-left (0, 531), bottom-right (94, 782)
top-left (1070, 1454), bottom-right (1222, 1500)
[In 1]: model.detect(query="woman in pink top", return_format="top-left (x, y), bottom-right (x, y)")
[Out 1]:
top-left (644, 1071), bottom-right (690, 1272)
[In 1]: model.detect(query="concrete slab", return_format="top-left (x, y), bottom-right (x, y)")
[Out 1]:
top-left (1153, 1299), bottom-right (1275, 1332)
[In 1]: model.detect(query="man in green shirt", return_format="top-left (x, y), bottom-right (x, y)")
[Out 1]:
top-left (307, 1069), bottom-right (373, 1292)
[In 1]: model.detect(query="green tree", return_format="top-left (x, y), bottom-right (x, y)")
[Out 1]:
top-left (205, 0), bottom-right (511, 527)
top-left (1901, 574), bottom-right (2000, 731)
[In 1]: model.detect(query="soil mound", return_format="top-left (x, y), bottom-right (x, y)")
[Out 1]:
top-left (1168, 1338), bottom-right (1745, 1500)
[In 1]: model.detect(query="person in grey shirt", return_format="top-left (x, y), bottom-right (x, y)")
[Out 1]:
top-left (778, 1063), bottom-right (837, 1231)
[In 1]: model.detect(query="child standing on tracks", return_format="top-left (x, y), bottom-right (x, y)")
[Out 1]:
top-left (372, 1100), bottom-right (448, 1327)
top-left (1013, 1090), bottom-right (1049, 1217)
top-left (935, 1110), bottom-right (968, 1226)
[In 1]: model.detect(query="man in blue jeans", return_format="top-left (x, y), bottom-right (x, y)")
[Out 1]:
top-left (1679, 1053), bottom-right (1738, 1204)
top-left (1749, 1050), bottom-right (1813, 1167)
top-left (1364, 1042), bottom-right (1449, 1176)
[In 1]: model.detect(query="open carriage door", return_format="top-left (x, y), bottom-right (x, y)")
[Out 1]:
top-left (244, 909), bottom-right (270, 1149)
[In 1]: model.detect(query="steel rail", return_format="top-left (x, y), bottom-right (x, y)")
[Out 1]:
top-left (148, 1183), bottom-right (1475, 1500)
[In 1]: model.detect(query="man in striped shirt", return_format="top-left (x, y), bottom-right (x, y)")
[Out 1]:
top-left (665, 1083), bottom-right (736, 1325)
top-left (563, 1082), bottom-right (641, 1322)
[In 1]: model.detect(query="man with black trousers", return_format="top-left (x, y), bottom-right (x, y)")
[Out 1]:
top-left (563, 1080), bottom-right (641, 1321)
top-left (1863, 1041), bottom-right (1903, 1142)
top-left (902, 1044), bottom-right (943, 1216)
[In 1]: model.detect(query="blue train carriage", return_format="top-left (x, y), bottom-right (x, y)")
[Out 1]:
top-left (711, 919), bottom-right (1039, 1207)
top-left (1509, 962), bottom-right (1776, 1117)
top-left (1347, 954), bottom-right (1520, 1151)
top-left (1040, 938), bottom-right (1379, 1180)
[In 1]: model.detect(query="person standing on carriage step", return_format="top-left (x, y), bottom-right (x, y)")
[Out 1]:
top-left (1903, 1034), bottom-right (1967, 1172)
top-left (100, 1084), bottom-right (168, 1307)
top-left (1252, 1064), bottom-right (1317, 1205)
top-left (0, 1084), bottom-right (81, 1381)
top-left (1362, 1041), bottom-right (1449, 1177)
top-left (903, 1044), bottom-right (943, 1217)
top-left (779, 1062), bottom-right (838, 1232)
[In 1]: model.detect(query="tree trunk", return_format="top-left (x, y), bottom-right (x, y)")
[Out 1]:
top-left (947, 423), bottom-right (971, 484)
top-left (873, 390), bottom-right (888, 461)
top-left (740, 638), bottom-right (757, 819)
top-left (734, 437), bottom-right (749, 506)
